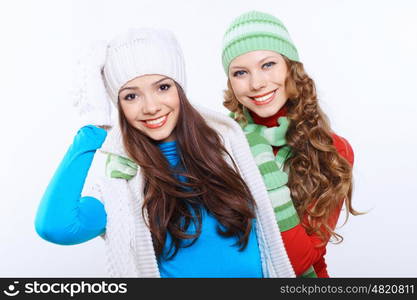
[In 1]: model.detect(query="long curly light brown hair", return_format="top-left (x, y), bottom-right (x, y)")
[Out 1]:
top-left (224, 55), bottom-right (361, 246)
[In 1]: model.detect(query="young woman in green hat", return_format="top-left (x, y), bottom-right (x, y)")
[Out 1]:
top-left (221, 11), bottom-right (360, 277)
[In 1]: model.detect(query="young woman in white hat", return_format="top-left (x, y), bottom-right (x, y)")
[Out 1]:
top-left (35, 28), bottom-right (296, 278)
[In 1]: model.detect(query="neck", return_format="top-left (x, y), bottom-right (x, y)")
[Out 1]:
top-left (249, 105), bottom-right (287, 128)
top-left (156, 140), bottom-right (179, 167)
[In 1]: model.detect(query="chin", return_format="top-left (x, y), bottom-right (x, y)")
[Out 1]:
top-left (148, 130), bottom-right (175, 142)
top-left (148, 134), bottom-right (169, 142)
top-left (251, 106), bottom-right (280, 118)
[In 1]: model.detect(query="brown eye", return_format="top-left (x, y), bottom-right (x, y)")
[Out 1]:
top-left (124, 93), bottom-right (137, 101)
top-left (159, 84), bottom-right (171, 91)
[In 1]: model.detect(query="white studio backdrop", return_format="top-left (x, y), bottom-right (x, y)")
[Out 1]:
top-left (0, 0), bottom-right (416, 277)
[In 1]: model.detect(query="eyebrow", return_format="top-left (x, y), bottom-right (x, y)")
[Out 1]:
top-left (230, 65), bottom-right (245, 71)
top-left (230, 56), bottom-right (279, 70)
top-left (259, 56), bottom-right (279, 63)
top-left (118, 77), bottom-right (171, 93)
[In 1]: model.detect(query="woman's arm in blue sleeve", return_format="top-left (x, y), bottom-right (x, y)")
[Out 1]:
top-left (35, 125), bottom-right (108, 245)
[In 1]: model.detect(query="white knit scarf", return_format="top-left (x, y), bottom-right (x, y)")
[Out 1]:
top-left (82, 106), bottom-right (296, 278)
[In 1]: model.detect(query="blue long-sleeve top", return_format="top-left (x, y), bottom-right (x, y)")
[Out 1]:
top-left (35, 125), bottom-right (262, 277)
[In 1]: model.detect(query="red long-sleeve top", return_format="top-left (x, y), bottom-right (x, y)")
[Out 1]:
top-left (249, 107), bottom-right (354, 277)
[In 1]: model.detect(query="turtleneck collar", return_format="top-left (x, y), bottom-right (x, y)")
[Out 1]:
top-left (156, 140), bottom-right (179, 167)
top-left (249, 105), bottom-right (287, 128)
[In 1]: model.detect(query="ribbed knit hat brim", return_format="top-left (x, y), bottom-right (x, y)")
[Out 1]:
top-left (222, 11), bottom-right (299, 74)
top-left (103, 28), bottom-right (186, 106)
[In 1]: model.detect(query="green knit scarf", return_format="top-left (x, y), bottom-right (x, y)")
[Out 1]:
top-left (233, 108), bottom-right (317, 278)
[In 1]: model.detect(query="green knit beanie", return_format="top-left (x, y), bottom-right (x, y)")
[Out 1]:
top-left (222, 10), bottom-right (299, 74)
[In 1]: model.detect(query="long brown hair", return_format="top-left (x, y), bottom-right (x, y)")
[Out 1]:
top-left (118, 82), bottom-right (256, 259)
top-left (224, 56), bottom-right (361, 246)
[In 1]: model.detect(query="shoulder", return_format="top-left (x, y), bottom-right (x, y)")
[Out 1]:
top-left (194, 104), bottom-right (254, 161)
top-left (194, 104), bottom-right (243, 136)
top-left (331, 133), bottom-right (354, 166)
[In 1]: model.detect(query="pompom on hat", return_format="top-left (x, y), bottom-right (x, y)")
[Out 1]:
top-left (72, 28), bottom-right (186, 127)
top-left (221, 10), bottom-right (300, 74)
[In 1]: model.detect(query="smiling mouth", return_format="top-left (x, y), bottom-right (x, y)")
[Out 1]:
top-left (142, 113), bottom-right (169, 129)
top-left (249, 89), bottom-right (277, 105)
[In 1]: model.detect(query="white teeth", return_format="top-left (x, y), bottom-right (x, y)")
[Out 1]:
top-left (252, 91), bottom-right (275, 102)
top-left (146, 115), bottom-right (167, 125)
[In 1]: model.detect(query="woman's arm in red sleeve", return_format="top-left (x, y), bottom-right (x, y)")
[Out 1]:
top-left (281, 201), bottom-right (343, 275)
top-left (281, 133), bottom-right (354, 276)
top-left (332, 133), bottom-right (354, 166)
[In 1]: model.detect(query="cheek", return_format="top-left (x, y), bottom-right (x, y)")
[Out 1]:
top-left (121, 103), bottom-right (140, 124)
top-left (269, 68), bottom-right (287, 86)
top-left (163, 94), bottom-right (180, 128)
top-left (230, 79), bottom-right (248, 99)
top-left (164, 93), bottom-right (180, 111)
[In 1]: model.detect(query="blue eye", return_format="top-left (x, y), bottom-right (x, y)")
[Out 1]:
top-left (124, 93), bottom-right (137, 101)
top-left (262, 61), bottom-right (276, 69)
top-left (159, 84), bottom-right (171, 91)
top-left (233, 70), bottom-right (246, 77)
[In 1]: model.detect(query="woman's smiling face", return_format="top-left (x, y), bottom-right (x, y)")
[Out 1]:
top-left (228, 50), bottom-right (289, 117)
top-left (118, 74), bottom-right (180, 142)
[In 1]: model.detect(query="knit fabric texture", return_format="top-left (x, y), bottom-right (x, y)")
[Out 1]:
top-left (72, 40), bottom-right (114, 128)
top-left (233, 108), bottom-right (317, 278)
top-left (103, 28), bottom-right (187, 106)
top-left (222, 10), bottom-right (299, 74)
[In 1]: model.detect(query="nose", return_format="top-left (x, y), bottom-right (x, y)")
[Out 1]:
top-left (250, 71), bottom-right (267, 91)
top-left (141, 96), bottom-right (161, 115)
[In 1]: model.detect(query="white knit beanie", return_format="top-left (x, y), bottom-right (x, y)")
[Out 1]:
top-left (103, 28), bottom-right (187, 106)
top-left (72, 28), bottom-right (186, 127)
